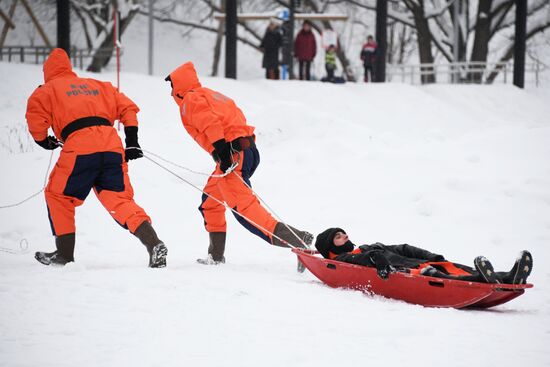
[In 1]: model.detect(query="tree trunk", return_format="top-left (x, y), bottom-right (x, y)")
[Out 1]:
top-left (211, 0), bottom-right (225, 77)
top-left (405, 0), bottom-right (435, 84)
top-left (87, 7), bottom-right (138, 72)
top-left (470, 0), bottom-right (493, 83)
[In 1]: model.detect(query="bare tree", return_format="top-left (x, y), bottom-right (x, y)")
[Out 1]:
top-left (70, 0), bottom-right (140, 72)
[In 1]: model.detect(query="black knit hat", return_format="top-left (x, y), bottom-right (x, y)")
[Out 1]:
top-left (315, 227), bottom-right (345, 258)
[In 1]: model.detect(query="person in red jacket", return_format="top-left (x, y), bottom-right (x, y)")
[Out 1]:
top-left (25, 48), bottom-right (167, 267)
top-left (165, 62), bottom-right (313, 265)
top-left (360, 35), bottom-right (377, 82)
top-left (294, 20), bottom-right (317, 80)
top-left (315, 227), bottom-right (533, 284)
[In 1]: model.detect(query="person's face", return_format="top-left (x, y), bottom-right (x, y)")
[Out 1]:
top-left (333, 232), bottom-right (349, 246)
top-left (303, 23), bottom-right (311, 31)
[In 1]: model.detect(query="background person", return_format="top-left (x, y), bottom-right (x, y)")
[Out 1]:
top-left (360, 35), bottom-right (377, 82)
top-left (260, 18), bottom-right (283, 80)
top-left (294, 20), bottom-right (317, 80)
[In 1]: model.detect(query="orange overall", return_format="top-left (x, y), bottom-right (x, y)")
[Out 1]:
top-left (167, 62), bottom-right (278, 242)
top-left (25, 48), bottom-right (150, 236)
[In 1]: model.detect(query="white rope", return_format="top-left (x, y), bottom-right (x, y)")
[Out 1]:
top-left (0, 239), bottom-right (29, 254)
top-left (0, 149), bottom-right (56, 209)
top-left (136, 147), bottom-right (309, 248)
top-left (141, 148), bottom-right (239, 178)
top-left (231, 171), bottom-right (309, 248)
top-left (141, 152), bottom-right (299, 249)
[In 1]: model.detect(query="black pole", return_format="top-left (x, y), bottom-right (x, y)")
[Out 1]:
top-left (513, 0), bottom-right (526, 88)
top-left (375, 0), bottom-right (387, 82)
top-left (57, 0), bottom-right (70, 56)
top-left (225, 0), bottom-right (237, 79)
top-left (288, 2), bottom-right (295, 80)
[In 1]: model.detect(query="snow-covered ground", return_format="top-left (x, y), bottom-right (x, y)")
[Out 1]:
top-left (1, 61), bottom-right (550, 367)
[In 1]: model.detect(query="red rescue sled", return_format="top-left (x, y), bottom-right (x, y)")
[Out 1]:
top-left (294, 249), bottom-right (533, 309)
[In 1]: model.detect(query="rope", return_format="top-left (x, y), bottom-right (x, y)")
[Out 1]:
top-left (141, 153), bottom-right (299, 249)
top-left (231, 171), bottom-right (308, 248)
top-left (136, 147), bottom-right (309, 248)
top-left (0, 239), bottom-right (29, 254)
top-left (0, 149), bottom-right (56, 209)
top-left (142, 148), bottom-right (239, 178)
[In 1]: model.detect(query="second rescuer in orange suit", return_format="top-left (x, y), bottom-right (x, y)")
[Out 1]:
top-left (165, 62), bottom-right (312, 265)
top-left (25, 48), bottom-right (167, 268)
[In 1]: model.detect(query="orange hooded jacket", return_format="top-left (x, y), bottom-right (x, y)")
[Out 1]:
top-left (167, 62), bottom-right (255, 154)
top-left (25, 48), bottom-right (139, 144)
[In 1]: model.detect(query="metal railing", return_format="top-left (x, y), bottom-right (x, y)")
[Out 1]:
top-left (0, 46), bottom-right (120, 70)
top-left (351, 61), bottom-right (545, 86)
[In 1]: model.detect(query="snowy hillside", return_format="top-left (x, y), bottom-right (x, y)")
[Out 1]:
top-left (1, 61), bottom-right (550, 367)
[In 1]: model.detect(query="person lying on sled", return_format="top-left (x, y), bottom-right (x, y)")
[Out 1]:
top-left (314, 228), bottom-right (532, 284)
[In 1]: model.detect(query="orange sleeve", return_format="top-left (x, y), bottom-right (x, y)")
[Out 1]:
top-left (187, 94), bottom-right (225, 144)
top-left (111, 83), bottom-right (139, 127)
top-left (25, 86), bottom-right (52, 142)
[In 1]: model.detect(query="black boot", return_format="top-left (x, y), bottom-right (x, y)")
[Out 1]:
top-left (35, 233), bottom-right (75, 266)
top-left (474, 256), bottom-right (500, 284)
top-left (503, 250), bottom-right (533, 284)
top-left (271, 223), bottom-right (313, 273)
top-left (134, 221), bottom-right (167, 268)
top-left (271, 222), bottom-right (313, 249)
top-left (197, 232), bottom-right (226, 265)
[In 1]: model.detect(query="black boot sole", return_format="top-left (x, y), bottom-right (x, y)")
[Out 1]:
top-left (474, 256), bottom-right (500, 284)
top-left (150, 244), bottom-right (168, 268)
top-left (511, 251), bottom-right (533, 284)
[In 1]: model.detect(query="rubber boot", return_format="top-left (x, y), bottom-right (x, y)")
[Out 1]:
top-left (34, 233), bottom-right (75, 266)
top-left (474, 256), bottom-right (500, 284)
top-left (271, 222), bottom-right (313, 249)
top-left (271, 223), bottom-right (313, 273)
top-left (134, 221), bottom-right (167, 268)
top-left (502, 250), bottom-right (533, 284)
top-left (197, 232), bottom-right (226, 265)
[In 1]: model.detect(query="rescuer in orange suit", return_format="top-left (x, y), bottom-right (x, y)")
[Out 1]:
top-left (165, 62), bottom-right (313, 265)
top-left (25, 48), bottom-right (167, 267)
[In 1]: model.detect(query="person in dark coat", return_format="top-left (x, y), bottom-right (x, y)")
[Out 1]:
top-left (293, 20), bottom-right (317, 80)
top-left (360, 35), bottom-right (377, 82)
top-left (260, 19), bottom-right (283, 80)
top-left (314, 227), bottom-right (533, 284)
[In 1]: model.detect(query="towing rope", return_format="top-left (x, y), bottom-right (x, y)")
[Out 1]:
top-left (0, 149), bottom-right (56, 209)
top-left (0, 146), bottom-right (309, 250)
top-left (138, 148), bottom-right (309, 248)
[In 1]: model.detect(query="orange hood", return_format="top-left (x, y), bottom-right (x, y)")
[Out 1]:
top-left (167, 62), bottom-right (202, 103)
top-left (43, 48), bottom-right (77, 83)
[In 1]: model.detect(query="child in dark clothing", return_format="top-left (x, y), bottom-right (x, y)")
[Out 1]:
top-left (314, 227), bottom-right (533, 284)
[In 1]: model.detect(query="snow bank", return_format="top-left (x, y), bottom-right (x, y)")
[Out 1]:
top-left (1, 61), bottom-right (549, 367)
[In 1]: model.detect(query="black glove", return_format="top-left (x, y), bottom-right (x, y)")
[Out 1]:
top-left (212, 139), bottom-right (232, 173)
top-left (124, 126), bottom-right (143, 162)
top-left (369, 251), bottom-right (395, 280)
top-left (35, 136), bottom-right (61, 150)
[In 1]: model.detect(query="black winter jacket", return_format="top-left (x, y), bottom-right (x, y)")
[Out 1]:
top-left (335, 243), bottom-right (445, 270)
top-left (261, 29), bottom-right (282, 69)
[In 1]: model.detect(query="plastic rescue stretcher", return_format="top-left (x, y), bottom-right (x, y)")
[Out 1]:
top-left (293, 249), bottom-right (533, 309)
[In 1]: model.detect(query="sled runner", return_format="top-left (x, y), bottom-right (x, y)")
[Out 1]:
top-left (293, 249), bottom-right (533, 309)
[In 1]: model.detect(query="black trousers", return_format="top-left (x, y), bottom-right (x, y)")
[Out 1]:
top-left (364, 65), bottom-right (374, 82)
top-left (299, 60), bottom-right (312, 80)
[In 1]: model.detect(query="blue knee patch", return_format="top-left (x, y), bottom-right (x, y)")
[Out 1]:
top-left (95, 152), bottom-right (124, 193)
top-left (232, 206), bottom-right (270, 243)
top-left (63, 153), bottom-right (101, 200)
